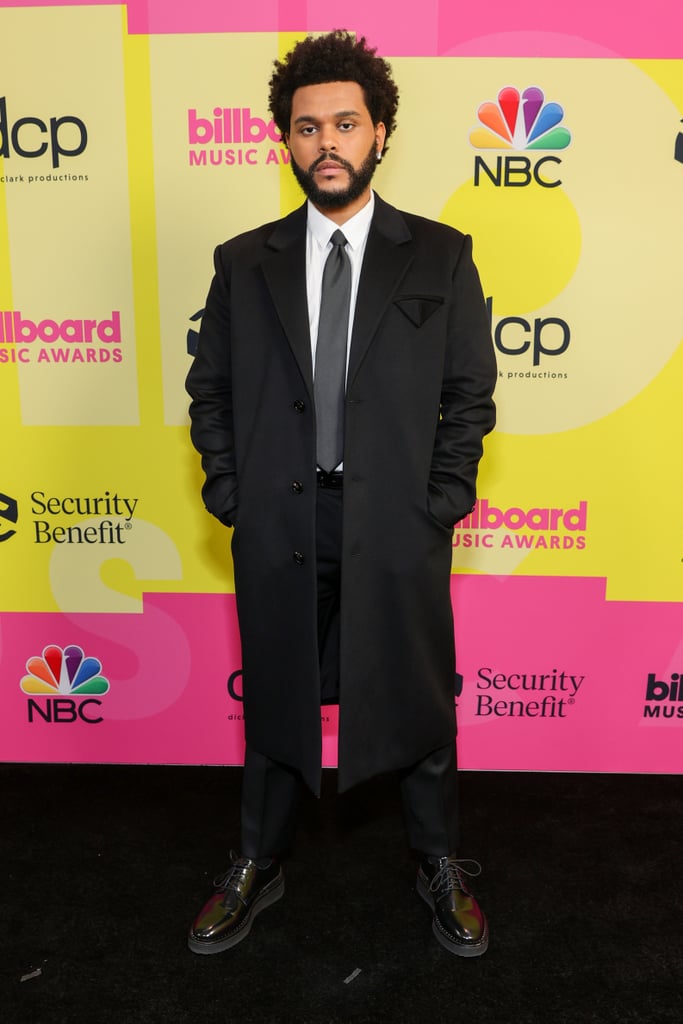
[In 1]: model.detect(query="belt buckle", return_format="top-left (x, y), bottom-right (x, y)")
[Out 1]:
top-left (317, 470), bottom-right (343, 490)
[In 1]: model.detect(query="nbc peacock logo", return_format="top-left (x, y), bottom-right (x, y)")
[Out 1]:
top-left (470, 86), bottom-right (571, 151)
top-left (470, 87), bottom-right (571, 189)
top-left (21, 644), bottom-right (109, 724)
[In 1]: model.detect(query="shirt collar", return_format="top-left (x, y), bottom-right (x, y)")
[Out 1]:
top-left (306, 191), bottom-right (375, 252)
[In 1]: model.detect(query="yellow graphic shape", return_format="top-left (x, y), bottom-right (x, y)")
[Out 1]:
top-left (49, 517), bottom-right (182, 614)
top-left (149, 32), bottom-right (283, 426)
top-left (423, 58), bottom-right (683, 436)
top-left (441, 180), bottom-right (581, 311)
top-left (278, 32), bottom-right (310, 217)
top-left (382, 57), bottom-right (682, 592)
top-left (0, 143), bottom-right (20, 430)
top-left (0, 5), bottom-right (139, 425)
top-left (122, 6), bottom-right (162, 428)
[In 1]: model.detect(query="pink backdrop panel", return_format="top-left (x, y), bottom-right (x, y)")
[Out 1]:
top-left (3, 581), bottom-right (680, 772)
top-left (452, 576), bottom-right (683, 773)
top-left (1, 594), bottom-right (243, 764)
top-left (0, 592), bottom-right (341, 767)
top-left (4, 1), bottom-right (682, 55)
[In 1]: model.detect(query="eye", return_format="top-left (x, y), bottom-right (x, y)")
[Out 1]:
top-left (338, 121), bottom-right (355, 131)
top-left (299, 125), bottom-right (317, 136)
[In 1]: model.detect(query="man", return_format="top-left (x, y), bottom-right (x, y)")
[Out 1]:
top-left (186, 31), bottom-right (496, 958)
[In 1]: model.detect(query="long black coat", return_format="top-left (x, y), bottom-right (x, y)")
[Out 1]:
top-left (186, 195), bottom-right (496, 794)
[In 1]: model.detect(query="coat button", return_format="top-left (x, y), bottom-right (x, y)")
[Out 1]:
top-left (293, 399), bottom-right (305, 413)
top-left (293, 550), bottom-right (305, 565)
top-left (291, 481), bottom-right (303, 494)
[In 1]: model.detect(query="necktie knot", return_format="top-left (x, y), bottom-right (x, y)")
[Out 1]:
top-left (329, 229), bottom-right (347, 248)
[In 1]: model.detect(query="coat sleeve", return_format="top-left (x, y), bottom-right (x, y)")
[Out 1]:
top-left (428, 234), bottom-right (497, 527)
top-left (185, 244), bottom-right (238, 527)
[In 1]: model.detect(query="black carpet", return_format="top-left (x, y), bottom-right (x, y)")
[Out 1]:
top-left (3, 764), bottom-right (682, 1024)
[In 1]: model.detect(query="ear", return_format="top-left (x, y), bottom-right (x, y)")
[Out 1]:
top-left (375, 121), bottom-right (386, 156)
top-left (283, 133), bottom-right (290, 149)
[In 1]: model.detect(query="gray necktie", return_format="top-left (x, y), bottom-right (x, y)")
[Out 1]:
top-left (314, 229), bottom-right (351, 473)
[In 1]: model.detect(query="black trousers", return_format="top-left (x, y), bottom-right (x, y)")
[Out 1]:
top-left (240, 482), bottom-right (460, 860)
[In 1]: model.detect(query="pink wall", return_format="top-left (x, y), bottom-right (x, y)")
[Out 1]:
top-left (4, 1), bottom-right (683, 56)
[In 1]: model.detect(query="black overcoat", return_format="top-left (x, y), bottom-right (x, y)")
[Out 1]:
top-left (186, 195), bottom-right (496, 794)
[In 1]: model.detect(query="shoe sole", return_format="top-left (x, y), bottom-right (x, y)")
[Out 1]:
top-left (188, 873), bottom-right (285, 955)
top-left (416, 872), bottom-right (489, 958)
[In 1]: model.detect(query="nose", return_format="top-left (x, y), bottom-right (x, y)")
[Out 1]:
top-left (318, 127), bottom-right (337, 151)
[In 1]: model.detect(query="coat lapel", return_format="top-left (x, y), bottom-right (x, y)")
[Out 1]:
top-left (260, 203), bottom-right (313, 396)
top-left (347, 195), bottom-right (414, 388)
top-left (260, 197), bottom-right (413, 395)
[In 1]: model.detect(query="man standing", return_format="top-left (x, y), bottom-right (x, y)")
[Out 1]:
top-left (186, 31), bottom-right (496, 958)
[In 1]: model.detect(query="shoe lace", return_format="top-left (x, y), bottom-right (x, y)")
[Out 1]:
top-left (213, 851), bottom-right (253, 892)
top-left (429, 858), bottom-right (482, 896)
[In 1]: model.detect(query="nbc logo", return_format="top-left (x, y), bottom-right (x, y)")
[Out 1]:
top-left (470, 86), bottom-right (571, 188)
top-left (21, 644), bottom-right (109, 724)
top-left (471, 86), bottom-right (571, 150)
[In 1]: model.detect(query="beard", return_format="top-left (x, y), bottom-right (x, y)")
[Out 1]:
top-left (289, 141), bottom-right (379, 209)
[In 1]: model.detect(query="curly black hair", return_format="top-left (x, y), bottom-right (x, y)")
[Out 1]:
top-left (268, 30), bottom-right (399, 153)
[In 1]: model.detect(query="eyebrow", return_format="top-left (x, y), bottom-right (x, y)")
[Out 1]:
top-left (293, 109), bottom-right (362, 125)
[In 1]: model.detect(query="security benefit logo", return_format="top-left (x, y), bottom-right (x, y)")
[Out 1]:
top-left (643, 672), bottom-right (683, 722)
top-left (0, 492), bottom-right (18, 542)
top-left (28, 489), bottom-right (138, 546)
top-left (474, 666), bottom-right (585, 720)
top-left (188, 106), bottom-right (289, 168)
top-left (0, 95), bottom-right (89, 185)
top-left (21, 644), bottom-right (109, 725)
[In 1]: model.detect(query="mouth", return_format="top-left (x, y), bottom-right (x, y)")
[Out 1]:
top-left (313, 159), bottom-right (347, 175)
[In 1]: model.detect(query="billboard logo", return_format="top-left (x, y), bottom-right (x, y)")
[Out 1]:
top-left (0, 310), bottom-right (123, 365)
top-left (0, 492), bottom-right (18, 541)
top-left (471, 86), bottom-right (571, 188)
top-left (643, 672), bottom-right (683, 721)
top-left (454, 499), bottom-right (587, 552)
top-left (0, 96), bottom-right (88, 169)
top-left (188, 106), bottom-right (289, 167)
top-left (189, 108), bottom-right (280, 146)
top-left (21, 644), bottom-right (109, 725)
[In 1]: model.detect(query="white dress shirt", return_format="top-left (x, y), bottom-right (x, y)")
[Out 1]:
top-left (305, 191), bottom-right (375, 375)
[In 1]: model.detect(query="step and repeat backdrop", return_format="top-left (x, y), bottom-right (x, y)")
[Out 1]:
top-left (1, 1), bottom-right (682, 772)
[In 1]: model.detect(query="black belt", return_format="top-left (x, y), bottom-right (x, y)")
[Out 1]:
top-left (317, 471), bottom-right (344, 490)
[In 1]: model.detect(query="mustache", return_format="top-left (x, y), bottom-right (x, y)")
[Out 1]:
top-left (309, 154), bottom-right (354, 174)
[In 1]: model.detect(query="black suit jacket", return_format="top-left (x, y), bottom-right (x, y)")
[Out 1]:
top-left (187, 195), bottom-right (496, 792)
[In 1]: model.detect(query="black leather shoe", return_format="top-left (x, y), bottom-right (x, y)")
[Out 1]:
top-left (188, 854), bottom-right (284, 954)
top-left (417, 856), bottom-right (489, 957)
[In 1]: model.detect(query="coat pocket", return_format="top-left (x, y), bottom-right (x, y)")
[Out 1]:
top-left (393, 294), bottom-right (444, 328)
